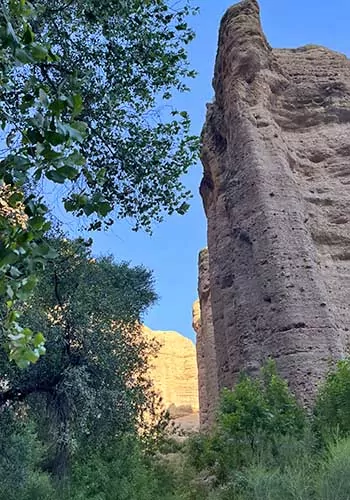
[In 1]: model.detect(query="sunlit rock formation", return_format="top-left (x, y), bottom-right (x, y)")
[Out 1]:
top-left (143, 326), bottom-right (199, 416)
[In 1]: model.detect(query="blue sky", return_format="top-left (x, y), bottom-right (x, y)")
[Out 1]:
top-left (91, 0), bottom-right (350, 343)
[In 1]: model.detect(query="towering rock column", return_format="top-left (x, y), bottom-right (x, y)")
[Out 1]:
top-left (193, 249), bottom-right (218, 429)
top-left (201, 0), bottom-right (350, 405)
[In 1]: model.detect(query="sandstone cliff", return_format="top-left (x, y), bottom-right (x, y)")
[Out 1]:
top-left (143, 325), bottom-right (199, 415)
top-left (199, 0), bottom-right (350, 408)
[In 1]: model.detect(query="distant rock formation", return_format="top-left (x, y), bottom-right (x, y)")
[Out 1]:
top-left (192, 249), bottom-right (218, 429)
top-left (143, 326), bottom-right (199, 416)
top-left (199, 0), bottom-right (350, 411)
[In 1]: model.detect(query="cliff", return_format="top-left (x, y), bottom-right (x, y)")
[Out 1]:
top-left (143, 325), bottom-right (199, 415)
top-left (192, 249), bottom-right (218, 428)
top-left (199, 0), bottom-right (350, 410)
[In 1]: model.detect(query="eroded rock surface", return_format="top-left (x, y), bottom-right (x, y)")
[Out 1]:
top-left (143, 326), bottom-right (199, 415)
top-left (193, 249), bottom-right (218, 428)
top-left (200, 0), bottom-right (350, 405)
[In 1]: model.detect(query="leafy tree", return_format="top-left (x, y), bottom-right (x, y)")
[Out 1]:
top-left (26, 0), bottom-right (199, 230)
top-left (0, 237), bottom-right (159, 479)
top-left (0, 0), bottom-right (88, 365)
top-left (0, 0), bottom-right (198, 365)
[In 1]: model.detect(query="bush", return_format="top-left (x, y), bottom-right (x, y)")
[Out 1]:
top-left (215, 360), bottom-right (306, 472)
top-left (0, 410), bottom-right (55, 500)
top-left (219, 360), bottom-right (306, 443)
top-left (314, 359), bottom-right (350, 439)
top-left (172, 359), bottom-right (350, 500)
top-left (69, 434), bottom-right (178, 500)
top-left (318, 438), bottom-right (350, 500)
top-left (243, 465), bottom-right (315, 500)
top-left (184, 360), bottom-right (309, 497)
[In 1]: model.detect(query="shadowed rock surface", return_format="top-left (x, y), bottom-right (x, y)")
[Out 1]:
top-left (193, 249), bottom-right (218, 429)
top-left (199, 0), bottom-right (350, 408)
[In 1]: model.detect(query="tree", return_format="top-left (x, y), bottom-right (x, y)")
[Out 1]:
top-left (0, 237), bottom-right (159, 479)
top-left (1, 0), bottom-right (89, 365)
top-left (3, 0), bottom-right (199, 230)
top-left (0, 0), bottom-right (198, 365)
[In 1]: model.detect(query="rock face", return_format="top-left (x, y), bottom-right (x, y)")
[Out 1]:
top-left (143, 326), bottom-right (199, 414)
top-left (192, 250), bottom-right (218, 428)
top-left (200, 0), bottom-right (350, 407)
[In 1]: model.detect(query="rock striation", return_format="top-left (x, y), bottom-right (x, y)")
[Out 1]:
top-left (199, 0), bottom-right (350, 409)
top-left (192, 249), bottom-right (218, 428)
top-left (143, 325), bottom-right (199, 415)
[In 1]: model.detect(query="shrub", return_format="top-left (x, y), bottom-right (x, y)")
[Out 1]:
top-left (317, 438), bottom-right (350, 500)
top-left (243, 465), bottom-right (315, 500)
top-left (219, 360), bottom-right (306, 443)
top-left (215, 359), bottom-right (306, 472)
top-left (314, 359), bottom-right (350, 439)
top-left (179, 360), bottom-right (350, 500)
top-left (185, 360), bottom-right (308, 491)
top-left (69, 434), bottom-right (178, 500)
top-left (0, 410), bottom-right (55, 500)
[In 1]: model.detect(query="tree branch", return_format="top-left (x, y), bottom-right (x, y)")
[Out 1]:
top-left (0, 375), bottom-right (62, 407)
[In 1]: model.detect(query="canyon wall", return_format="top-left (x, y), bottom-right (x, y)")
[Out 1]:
top-left (192, 249), bottom-right (218, 428)
top-left (143, 326), bottom-right (199, 415)
top-left (199, 0), bottom-right (350, 408)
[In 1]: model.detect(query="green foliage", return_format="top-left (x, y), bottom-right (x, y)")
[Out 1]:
top-left (69, 434), bottom-right (178, 500)
top-left (238, 465), bottom-right (314, 500)
top-left (184, 361), bottom-right (310, 498)
top-left (314, 358), bottom-right (350, 439)
top-left (219, 360), bottom-right (306, 443)
top-left (181, 360), bottom-right (350, 500)
top-left (0, 409), bottom-right (55, 500)
top-left (0, 236), bottom-right (160, 478)
top-left (5, 350), bottom-right (350, 499)
top-left (0, 0), bottom-right (198, 366)
top-left (317, 438), bottom-right (350, 500)
top-left (0, 0), bottom-right (90, 364)
top-left (28, 0), bottom-right (199, 230)
top-left (187, 360), bottom-right (306, 480)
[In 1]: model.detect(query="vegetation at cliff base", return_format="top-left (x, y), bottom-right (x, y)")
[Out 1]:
top-left (167, 358), bottom-right (350, 500)
top-left (3, 317), bottom-right (350, 500)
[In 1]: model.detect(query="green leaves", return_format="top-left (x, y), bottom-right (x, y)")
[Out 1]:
top-left (15, 47), bottom-right (34, 64)
top-left (22, 22), bottom-right (34, 44)
top-left (8, 191), bottom-right (24, 207)
top-left (46, 166), bottom-right (79, 183)
top-left (29, 42), bottom-right (48, 60)
top-left (72, 94), bottom-right (83, 117)
top-left (176, 202), bottom-right (190, 215)
top-left (12, 0), bottom-right (199, 233)
top-left (5, 20), bottom-right (19, 47)
top-left (7, 321), bottom-right (46, 368)
top-left (45, 170), bottom-right (66, 183)
top-left (0, 0), bottom-right (199, 367)
top-left (219, 360), bottom-right (306, 446)
top-left (314, 359), bottom-right (350, 439)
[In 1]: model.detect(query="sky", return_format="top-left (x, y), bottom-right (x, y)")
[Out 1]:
top-left (90, 0), bottom-right (350, 343)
